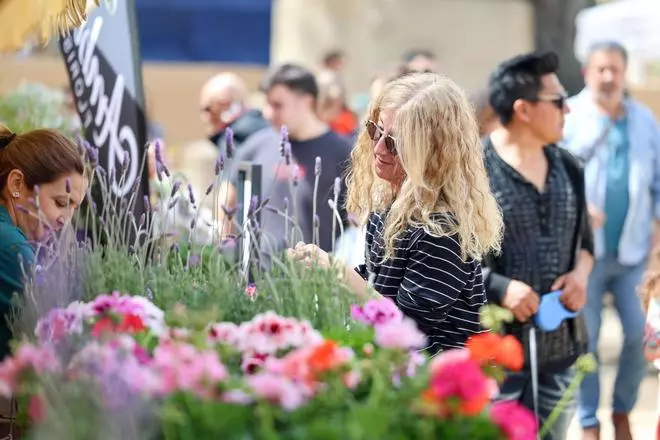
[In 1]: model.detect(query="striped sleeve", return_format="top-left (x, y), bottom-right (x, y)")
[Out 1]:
top-left (396, 232), bottom-right (470, 327)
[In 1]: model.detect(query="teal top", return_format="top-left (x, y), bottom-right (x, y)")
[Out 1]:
top-left (0, 205), bottom-right (35, 360)
top-left (603, 115), bottom-right (630, 255)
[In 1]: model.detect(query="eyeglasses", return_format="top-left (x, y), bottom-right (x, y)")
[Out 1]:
top-left (365, 120), bottom-right (397, 155)
top-left (533, 93), bottom-right (568, 110)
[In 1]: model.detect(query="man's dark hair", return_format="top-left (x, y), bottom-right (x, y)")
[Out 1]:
top-left (488, 51), bottom-right (559, 125)
top-left (260, 63), bottom-right (319, 101)
top-left (585, 41), bottom-right (628, 66)
top-left (402, 49), bottom-right (435, 63)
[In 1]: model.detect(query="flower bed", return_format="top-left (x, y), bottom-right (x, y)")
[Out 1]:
top-left (2, 294), bottom-right (536, 440)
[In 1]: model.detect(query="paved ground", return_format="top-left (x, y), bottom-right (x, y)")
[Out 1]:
top-left (566, 305), bottom-right (657, 439)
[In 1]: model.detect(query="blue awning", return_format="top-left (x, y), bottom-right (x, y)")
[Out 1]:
top-left (135, 0), bottom-right (272, 65)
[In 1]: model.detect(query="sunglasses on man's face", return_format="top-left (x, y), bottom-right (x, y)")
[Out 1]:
top-left (366, 120), bottom-right (397, 155)
top-left (533, 93), bottom-right (568, 110)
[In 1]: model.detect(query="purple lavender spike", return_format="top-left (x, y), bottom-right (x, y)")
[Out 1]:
top-left (143, 195), bottom-right (151, 213)
top-left (154, 139), bottom-right (164, 164)
top-left (292, 165), bottom-right (299, 186)
top-left (187, 253), bottom-right (201, 268)
top-left (156, 162), bottom-right (163, 182)
top-left (187, 184), bottom-right (196, 206)
top-left (221, 204), bottom-right (239, 219)
top-left (215, 154), bottom-right (225, 175)
top-left (284, 142), bottom-right (292, 165)
top-left (280, 126), bottom-right (289, 156)
top-left (170, 181), bottom-right (181, 198)
top-left (249, 195), bottom-right (259, 213)
top-left (225, 128), bottom-right (235, 159)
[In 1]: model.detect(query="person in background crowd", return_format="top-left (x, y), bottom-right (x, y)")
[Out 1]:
top-left (199, 72), bottom-right (269, 155)
top-left (219, 63), bottom-right (352, 255)
top-left (316, 69), bottom-right (358, 138)
top-left (563, 41), bottom-right (660, 440)
top-left (321, 49), bottom-right (346, 74)
top-left (289, 72), bottom-right (503, 353)
top-left (402, 49), bottom-right (438, 73)
top-left (470, 87), bottom-right (500, 137)
top-left (639, 244), bottom-right (660, 440)
top-left (483, 51), bottom-right (594, 440)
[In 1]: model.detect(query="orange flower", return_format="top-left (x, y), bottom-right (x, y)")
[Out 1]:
top-left (466, 332), bottom-right (501, 363)
top-left (466, 332), bottom-right (524, 372)
top-left (308, 340), bottom-right (343, 373)
top-left (494, 335), bottom-right (523, 371)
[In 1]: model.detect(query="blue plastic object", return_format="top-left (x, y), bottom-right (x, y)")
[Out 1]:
top-left (534, 290), bottom-right (578, 331)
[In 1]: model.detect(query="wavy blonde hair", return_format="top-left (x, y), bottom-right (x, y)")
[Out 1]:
top-left (345, 72), bottom-right (503, 261)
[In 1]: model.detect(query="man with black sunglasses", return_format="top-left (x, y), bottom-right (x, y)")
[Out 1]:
top-left (563, 41), bottom-right (660, 440)
top-left (482, 51), bottom-right (594, 440)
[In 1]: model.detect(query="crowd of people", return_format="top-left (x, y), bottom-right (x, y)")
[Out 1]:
top-left (2, 42), bottom-right (660, 440)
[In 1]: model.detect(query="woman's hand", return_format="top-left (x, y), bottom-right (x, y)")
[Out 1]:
top-left (287, 242), bottom-right (331, 268)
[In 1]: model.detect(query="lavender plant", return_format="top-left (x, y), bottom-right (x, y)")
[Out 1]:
top-left (10, 128), bottom-right (357, 340)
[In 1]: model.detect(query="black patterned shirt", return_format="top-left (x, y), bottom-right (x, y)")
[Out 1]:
top-left (482, 138), bottom-right (591, 371)
top-left (356, 212), bottom-right (486, 355)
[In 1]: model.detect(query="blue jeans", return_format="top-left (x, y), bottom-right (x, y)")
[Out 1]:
top-left (496, 369), bottom-right (576, 440)
top-left (578, 254), bottom-right (647, 428)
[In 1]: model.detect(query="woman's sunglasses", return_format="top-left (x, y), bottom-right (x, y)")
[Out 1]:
top-left (365, 120), bottom-right (397, 155)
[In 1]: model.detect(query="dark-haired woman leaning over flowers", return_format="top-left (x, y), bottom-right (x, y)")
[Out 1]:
top-left (289, 72), bottom-right (503, 354)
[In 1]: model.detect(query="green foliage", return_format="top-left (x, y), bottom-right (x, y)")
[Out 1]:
top-left (0, 83), bottom-right (74, 133)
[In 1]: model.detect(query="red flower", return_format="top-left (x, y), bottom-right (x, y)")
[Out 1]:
top-left (91, 316), bottom-right (115, 337)
top-left (117, 314), bottom-right (146, 334)
top-left (28, 395), bottom-right (46, 423)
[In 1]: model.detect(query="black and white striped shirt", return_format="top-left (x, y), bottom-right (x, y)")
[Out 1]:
top-left (355, 212), bottom-right (486, 354)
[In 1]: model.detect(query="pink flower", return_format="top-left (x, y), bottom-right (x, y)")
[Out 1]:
top-left (28, 394), bottom-right (47, 423)
top-left (245, 283), bottom-right (257, 301)
top-left (207, 322), bottom-right (239, 346)
top-left (151, 342), bottom-right (228, 399)
top-left (241, 353), bottom-right (268, 374)
top-left (490, 401), bottom-right (538, 440)
top-left (222, 389), bottom-right (253, 405)
top-left (225, 312), bottom-right (323, 355)
top-left (68, 337), bottom-right (160, 405)
top-left (374, 318), bottom-right (427, 350)
top-left (425, 349), bottom-right (498, 416)
top-left (247, 372), bottom-right (308, 410)
top-left (89, 293), bottom-right (165, 336)
top-left (0, 344), bottom-right (61, 397)
top-left (351, 297), bottom-right (403, 326)
top-left (344, 369), bottom-right (361, 389)
top-left (35, 301), bottom-right (91, 344)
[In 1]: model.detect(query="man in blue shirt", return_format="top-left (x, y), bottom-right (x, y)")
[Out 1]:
top-left (563, 41), bottom-right (660, 440)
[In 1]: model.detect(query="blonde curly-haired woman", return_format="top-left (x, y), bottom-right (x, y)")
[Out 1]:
top-left (289, 72), bottom-right (503, 353)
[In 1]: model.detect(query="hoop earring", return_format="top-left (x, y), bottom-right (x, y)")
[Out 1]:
top-left (11, 191), bottom-right (19, 199)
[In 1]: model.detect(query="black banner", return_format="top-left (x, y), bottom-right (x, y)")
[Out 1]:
top-left (59, 0), bottom-right (149, 231)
